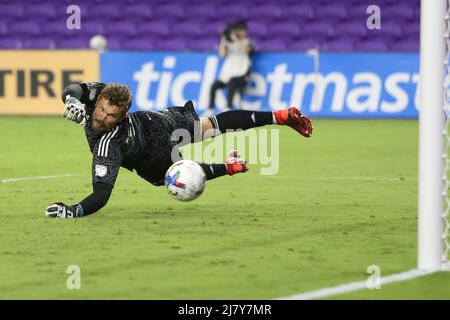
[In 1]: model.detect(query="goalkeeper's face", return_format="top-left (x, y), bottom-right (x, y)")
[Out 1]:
top-left (92, 97), bottom-right (127, 133)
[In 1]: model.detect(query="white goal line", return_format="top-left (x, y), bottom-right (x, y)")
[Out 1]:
top-left (309, 176), bottom-right (417, 182)
top-left (0, 174), bottom-right (79, 183)
top-left (269, 176), bottom-right (417, 182)
top-left (275, 269), bottom-right (435, 300)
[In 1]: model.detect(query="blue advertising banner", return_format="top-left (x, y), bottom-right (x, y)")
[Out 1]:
top-left (101, 51), bottom-right (419, 118)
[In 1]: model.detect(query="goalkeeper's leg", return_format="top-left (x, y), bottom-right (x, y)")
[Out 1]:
top-left (198, 151), bottom-right (248, 180)
top-left (200, 108), bottom-right (313, 139)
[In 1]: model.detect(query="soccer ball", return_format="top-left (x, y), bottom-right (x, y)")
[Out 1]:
top-left (164, 160), bottom-right (206, 202)
top-left (89, 34), bottom-right (107, 51)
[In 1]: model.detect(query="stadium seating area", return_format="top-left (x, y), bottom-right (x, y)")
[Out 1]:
top-left (0, 0), bottom-right (419, 51)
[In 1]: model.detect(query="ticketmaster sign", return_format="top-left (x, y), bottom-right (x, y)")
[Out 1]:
top-left (101, 52), bottom-right (419, 118)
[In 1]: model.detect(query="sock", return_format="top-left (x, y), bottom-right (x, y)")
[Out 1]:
top-left (272, 109), bottom-right (290, 125)
top-left (210, 110), bottom-right (274, 135)
top-left (198, 163), bottom-right (227, 180)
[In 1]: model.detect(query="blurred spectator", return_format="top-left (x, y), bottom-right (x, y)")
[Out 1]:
top-left (207, 21), bottom-right (254, 114)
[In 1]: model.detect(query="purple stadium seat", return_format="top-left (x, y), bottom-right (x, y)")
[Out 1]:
top-left (41, 21), bottom-right (73, 36)
top-left (137, 21), bottom-right (170, 36)
top-left (50, 3), bottom-right (68, 16)
top-left (319, 4), bottom-right (347, 22)
top-left (104, 22), bottom-right (137, 37)
top-left (329, 34), bottom-right (362, 45)
top-left (287, 38), bottom-right (323, 51)
top-left (56, 0), bottom-right (80, 2)
top-left (304, 21), bottom-right (334, 38)
top-left (256, 38), bottom-right (288, 51)
top-left (0, 22), bottom-right (8, 36)
top-left (218, 4), bottom-right (249, 20)
top-left (382, 4), bottom-right (415, 21)
top-left (105, 38), bottom-right (124, 50)
top-left (403, 21), bottom-right (420, 38)
top-left (283, 0), bottom-right (317, 3)
top-left (354, 40), bottom-right (389, 52)
top-left (64, 2), bottom-right (83, 18)
top-left (365, 22), bottom-right (402, 42)
top-left (22, 38), bottom-right (55, 49)
top-left (322, 39), bottom-right (355, 52)
top-left (245, 0), bottom-right (272, 5)
top-left (153, 0), bottom-right (177, 4)
top-left (269, 21), bottom-right (302, 38)
top-left (189, 4), bottom-right (217, 19)
top-left (282, 4), bottom-right (315, 20)
top-left (184, 0), bottom-right (206, 4)
top-left (346, 4), bottom-right (372, 20)
top-left (72, 3), bottom-right (95, 20)
top-left (170, 21), bottom-right (204, 37)
top-left (366, 33), bottom-right (397, 44)
top-left (25, 3), bottom-right (58, 19)
top-left (247, 21), bottom-right (269, 38)
top-left (379, 21), bottom-right (403, 37)
top-left (55, 37), bottom-right (89, 49)
top-left (389, 41), bottom-right (418, 52)
top-left (58, 0), bottom-right (92, 3)
top-left (414, 5), bottom-right (420, 20)
top-left (154, 37), bottom-right (188, 51)
top-left (122, 3), bottom-right (153, 19)
top-left (187, 36), bottom-right (219, 51)
top-left (334, 21), bottom-right (367, 38)
top-left (79, 21), bottom-right (105, 36)
top-left (153, 4), bottom-right (185, 18)
top-left (125, 37), bottom-right (155, 50)
top-left (91, 4), bottom-right (121, 19)
top-left (0, 37), bottom-right (20, 49)
top-left (202, 22), bottom-right (227, 36)
top-left (9, 21), bottom-right (41, 36)
top-left (389, 36), bottom-right (418, 51)
top-left (251, 4), bottom-right (282, 20)
top-left (2, 3), bottom-right (26, 19)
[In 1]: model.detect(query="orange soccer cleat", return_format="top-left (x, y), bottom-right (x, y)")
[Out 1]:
top-left (273, 107), bottom-right (313, 138)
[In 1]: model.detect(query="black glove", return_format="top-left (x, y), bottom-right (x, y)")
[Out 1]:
top-left (44, 202), bottom-right (83, 218)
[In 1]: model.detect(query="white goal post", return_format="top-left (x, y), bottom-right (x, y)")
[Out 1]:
top-left (418, 0), bottom-right (450, 271)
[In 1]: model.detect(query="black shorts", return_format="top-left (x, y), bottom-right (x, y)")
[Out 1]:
top-left (132, 101), bottom-right (201, 186)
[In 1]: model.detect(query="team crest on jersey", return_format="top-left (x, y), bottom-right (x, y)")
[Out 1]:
top-left (95, 165), bottom-right (107, 177)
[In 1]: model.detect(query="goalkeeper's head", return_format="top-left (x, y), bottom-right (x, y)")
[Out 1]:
top-left (92, 83), bottom-right (132, 133)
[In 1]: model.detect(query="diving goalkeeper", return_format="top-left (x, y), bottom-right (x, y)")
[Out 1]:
top-left (45, 82), bottom-right (313, 218)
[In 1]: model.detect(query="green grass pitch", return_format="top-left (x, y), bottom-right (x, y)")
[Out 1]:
top-left (1, 116), bottom-right (449, 299)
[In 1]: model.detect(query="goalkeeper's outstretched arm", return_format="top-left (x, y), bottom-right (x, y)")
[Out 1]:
top-left (44, 182), bottom-right (112, 218)
top-left (61, 82), bottom-right (106, 104)
top-left (62, 83), bottom-right (84, 103)
top-left (61, 83), bottom-right (88, 125)
top-left (61, 82), bottom-right (106, 126)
